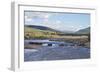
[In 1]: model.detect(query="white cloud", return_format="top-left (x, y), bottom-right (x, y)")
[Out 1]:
top-left (25, 12), bottom-right (51, 20)
top-left (44, 14), bottom-right (50, 19)
top-left (25, 12), bottom-right (52, 25)
top-left (56, 21), bottom-right (61, 24)
top-left (43, 20), bottom-right (82, 32)
top-left (25, 16), bottom-right (33, 22)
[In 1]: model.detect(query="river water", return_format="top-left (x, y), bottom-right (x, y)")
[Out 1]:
top-left (24, 40), bottom-right (90, 61)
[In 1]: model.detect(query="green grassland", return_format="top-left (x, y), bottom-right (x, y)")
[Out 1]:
top-left (24, 27), bottom-right (59, 39)
top-left (24, 26), bottom-right (90, 40)
top-left (24, 26), bottom-right (90, 48)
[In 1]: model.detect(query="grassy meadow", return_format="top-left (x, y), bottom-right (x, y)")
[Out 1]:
top-left (24, 26), bottom-right (90, 48)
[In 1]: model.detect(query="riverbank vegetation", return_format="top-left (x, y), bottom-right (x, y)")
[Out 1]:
top-left (24, 26), bottom-right (90, 48)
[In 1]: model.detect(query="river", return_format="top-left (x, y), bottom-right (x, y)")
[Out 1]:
top-left (24, 40), bottom-right (90, 61)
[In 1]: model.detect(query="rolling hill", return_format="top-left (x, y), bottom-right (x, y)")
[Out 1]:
top-left (25, 25), bottom-right (59, 32)
top-left (24, 25), bottom-right (60, 39)
top-left (75, 27), bottom-right (90, 34)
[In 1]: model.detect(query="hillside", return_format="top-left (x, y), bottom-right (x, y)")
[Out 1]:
top-left (75, 27), bottom-right (90, 34)
top-left (24, 25), bottom-right (59, 39)
top-left (24, 25), bottom-right (90, 39)
top-left (25, 25), bottom-right (59, 32)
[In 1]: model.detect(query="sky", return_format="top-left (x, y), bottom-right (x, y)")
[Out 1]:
top-left (24, 11), bottom-right (90, 32)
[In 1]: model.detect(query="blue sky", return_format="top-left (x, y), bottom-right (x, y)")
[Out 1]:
top-left (25, 11), bottom-right (90, 32)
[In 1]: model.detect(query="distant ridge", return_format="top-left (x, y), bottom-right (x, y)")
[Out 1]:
top-left (25, 25), bottom-right (90, 34)
top-left (25, 25), bottom-right (60, 32)
top-left (76, 27), bottom-right (90, 34)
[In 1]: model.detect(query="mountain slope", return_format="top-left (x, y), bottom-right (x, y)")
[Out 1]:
top-left (24, 25), bottom-right (60, 39)
top-left (25, 25), bottom-right (59, 32)
top-left (76, 27), bottom-right (90, 34)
